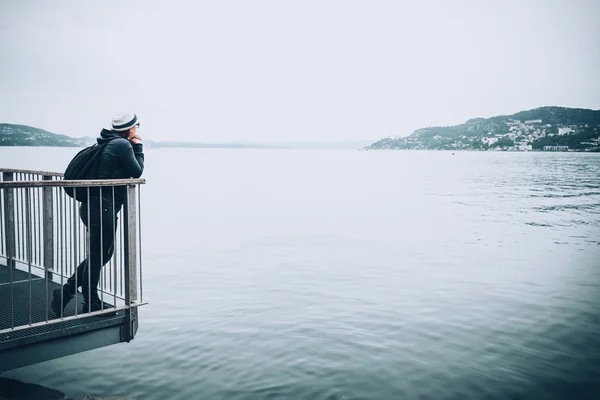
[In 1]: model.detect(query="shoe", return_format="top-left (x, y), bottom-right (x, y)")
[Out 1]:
top-left (81, 299), bottom-right (117, 316)
top-left (51, 286), bottom-right (74, 317)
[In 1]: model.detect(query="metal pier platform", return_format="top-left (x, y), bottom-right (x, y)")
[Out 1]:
top-left (0, 263), bottom-right (130, 371)
top-left (0, 168), bottom-right (145, 372)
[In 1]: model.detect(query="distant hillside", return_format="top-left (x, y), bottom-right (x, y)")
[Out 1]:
top-left (0, 123), bottom-right (371, 149)
top-left (0, 125), bottom-right (265, 149)
top-left (366, 106), bottom-right (600, 151)
top-left (146, 140), bottom-right (373, 149)
top-left (0, 124), bottom-right (93, 147)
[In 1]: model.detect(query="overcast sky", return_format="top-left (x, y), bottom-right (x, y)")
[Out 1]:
top-left (1, 0), bottom-right (599, 143)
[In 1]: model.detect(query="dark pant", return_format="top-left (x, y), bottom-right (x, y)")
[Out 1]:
top-left (66, 196), bottom-right (119, 303)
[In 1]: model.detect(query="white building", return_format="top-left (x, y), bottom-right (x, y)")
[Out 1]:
top-left (525, 119), bottom-right (542, 124)
top-left (558, 127), bottom-right (572, 136)
top-left (483, 137), bottom-right (499, 145)
top-left (543, 145), bottom-right (569, 151)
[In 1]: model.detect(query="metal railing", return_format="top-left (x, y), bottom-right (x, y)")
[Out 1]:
top-left (0, 168), bottom-right (145, 341)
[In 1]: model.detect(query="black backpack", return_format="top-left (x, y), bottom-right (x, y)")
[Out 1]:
top-left (63, 143), bottom-right (108, 202)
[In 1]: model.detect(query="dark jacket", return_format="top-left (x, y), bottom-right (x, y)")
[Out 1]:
top-left (95, 129), bottom-right (145, 208)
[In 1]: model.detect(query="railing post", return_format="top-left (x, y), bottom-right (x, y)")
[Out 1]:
top-left (2, 172), bottom-right (16, 269)
top-left (123, 183), bottom-right (138, 341)
top-left (42, 175), bottom-right (54, 279)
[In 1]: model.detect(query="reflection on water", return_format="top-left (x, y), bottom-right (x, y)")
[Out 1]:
top-left (2, 149), bottom-right (600, 400)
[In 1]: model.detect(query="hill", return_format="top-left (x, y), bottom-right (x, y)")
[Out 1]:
top-left (366, 106), bottom-right (600, 151)
top-left (0, 123), bottom-right (94, 147)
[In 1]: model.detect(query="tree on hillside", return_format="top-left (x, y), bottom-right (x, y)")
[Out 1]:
top-left (493, 138), bottom-right (514, 148)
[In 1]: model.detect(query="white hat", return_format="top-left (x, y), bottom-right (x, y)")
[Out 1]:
top-left (111, 112), bottom-right (139, 132)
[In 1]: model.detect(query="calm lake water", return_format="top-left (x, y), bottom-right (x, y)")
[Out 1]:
top-left (2, 147), bottom-right (600, 399)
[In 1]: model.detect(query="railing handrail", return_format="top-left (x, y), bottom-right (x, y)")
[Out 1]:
top-left (0, 168), bottom-right (63, 177)
top-left (0, 178), bottom-right (146, 188)
top-left (1, 168), bottom-right (144, 344)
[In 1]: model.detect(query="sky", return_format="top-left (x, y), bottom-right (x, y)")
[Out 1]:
top-left (1, 0), bottom-right (599, 143)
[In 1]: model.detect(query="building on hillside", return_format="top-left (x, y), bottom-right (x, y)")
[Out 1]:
top-left (483, 137), bottom-right (499, 145)
top-left (558, 127), bottom-right (573, 136)
top-left (543, 145), bottom-right (569, 151)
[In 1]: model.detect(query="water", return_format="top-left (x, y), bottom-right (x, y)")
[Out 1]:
top-left (2, 148), bottom-right (600, 399)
